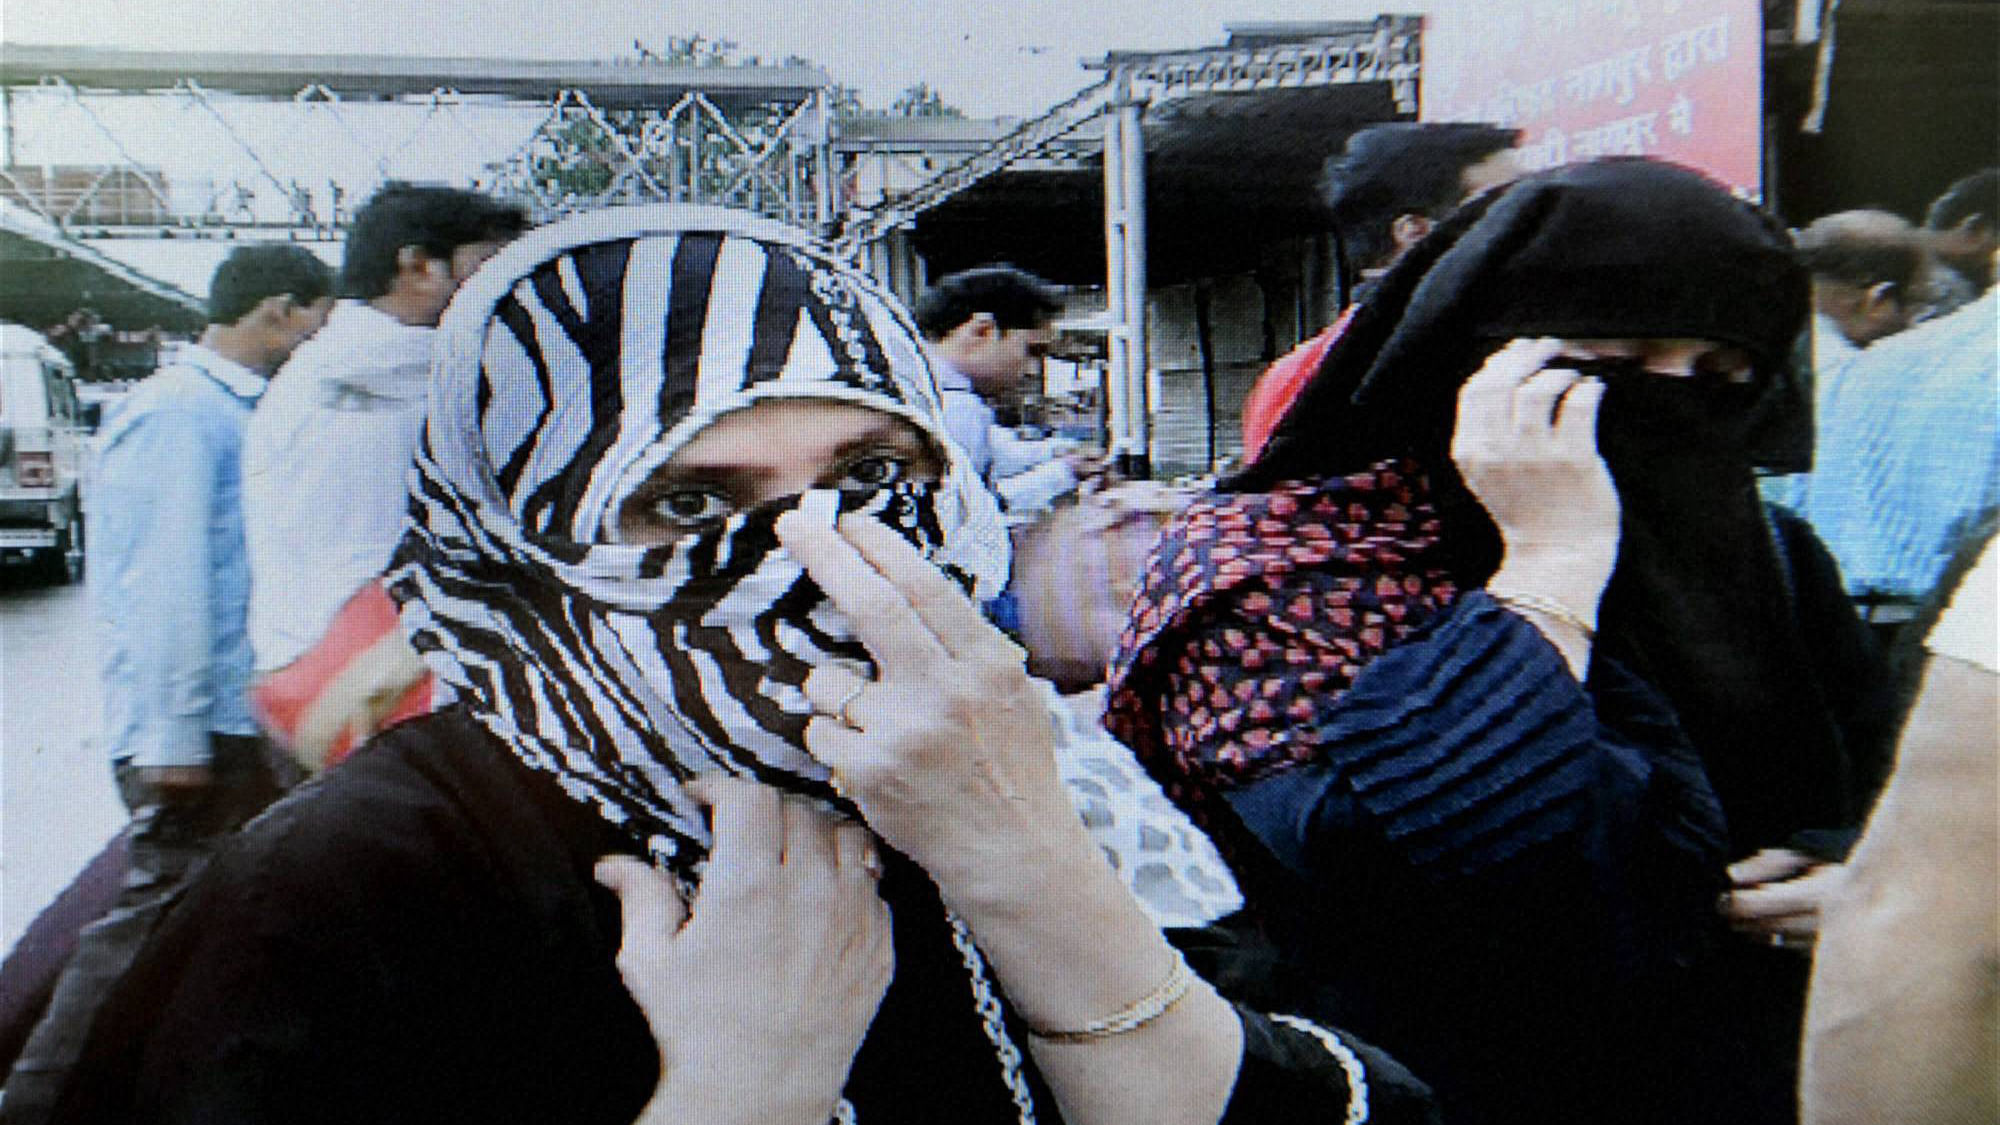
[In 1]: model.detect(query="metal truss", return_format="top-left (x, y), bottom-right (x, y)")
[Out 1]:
top-left (484, 88), bottom-right (830, 226)
top-left (175, 78), bottom-right (326, 230)
top-left (1, 61), bottom-right (833, 234)
top-left (1114, 20), bottom-right (1420, 108)
top-left (831, 79), bottom-right (1111, 256)
top-left (833, 16), bottom-right (1422, 255)
top-left (0, 77), bottom-right (177, 228)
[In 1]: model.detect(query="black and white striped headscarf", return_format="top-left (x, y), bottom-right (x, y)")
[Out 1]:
top-left (387, 206), bottom-right (1009, 871)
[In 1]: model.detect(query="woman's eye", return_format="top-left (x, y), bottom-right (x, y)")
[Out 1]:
top-left (1699, 359), bottom-right (1757, 385)
top-left (1555, 356), bottom-right (1645, 381)
top-left (840, 455), bottom-right (908, 490)
top-left (651, 489), bottom-right (734, 526)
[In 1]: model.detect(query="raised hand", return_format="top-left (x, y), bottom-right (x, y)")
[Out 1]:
top-left (1452, 337), bottom-right (1621, 674)
top-left (599, 778), bottom-right (893, 1125)
top-left (774, 508), bottom-right (1245, 1125)
top-left (774, 509), bottom-right (1080, 909)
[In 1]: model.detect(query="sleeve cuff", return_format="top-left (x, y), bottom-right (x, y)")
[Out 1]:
top-left (123, 727), bottom-right (216, 770)
top-left (1221, 1005), bottom-right (1440, 1125)
top-left (994, 459), bottom-right (1079, 511)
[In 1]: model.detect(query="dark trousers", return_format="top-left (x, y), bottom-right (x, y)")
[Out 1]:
top-left (0, 734), bottom-right (294, 1121)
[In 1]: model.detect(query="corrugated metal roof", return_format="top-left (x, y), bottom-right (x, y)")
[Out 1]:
top-left (0, 200), bottom-right (205, 331)
top-left (909, 81), bottom-right (1402, 285)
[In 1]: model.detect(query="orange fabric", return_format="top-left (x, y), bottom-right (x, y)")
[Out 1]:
top-left (1239, 309), bottom-right (1356, 463)
top-left (251, 581), bottom-right (434, 769)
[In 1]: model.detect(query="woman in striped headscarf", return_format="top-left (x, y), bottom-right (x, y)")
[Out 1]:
top-left (43, 206), bottom-right (1436, 1125)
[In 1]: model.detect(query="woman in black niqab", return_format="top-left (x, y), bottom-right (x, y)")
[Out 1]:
top-left (1245, 155), bottom-right (1876, 850)
top-left (1108, 158), bottom-right (1894, 1125)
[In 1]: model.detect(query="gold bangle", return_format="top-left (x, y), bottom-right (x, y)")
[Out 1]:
top-left (1487, 588), bottom-right (1596, 640)
top-left (1025, 948), bottom-right (1196, 1043)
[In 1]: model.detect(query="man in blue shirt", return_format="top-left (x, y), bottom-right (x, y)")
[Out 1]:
top-left (3, 244), bottom-right (333, 1115)
top-left (1797, 285), bottom-right (1998, 630)
top-left (91, 243), bottom-right (334, 853)
top-left (916, 266), bottom-right (1082, 516)
top-left (1759, 210), bottom-right (1926, 512)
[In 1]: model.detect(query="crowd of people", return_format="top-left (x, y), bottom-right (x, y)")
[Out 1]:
top-left (0, 128), bottom-right (1992, 1125)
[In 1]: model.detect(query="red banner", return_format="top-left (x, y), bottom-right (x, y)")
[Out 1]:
top-left (1421, 0), bottom-right (1763, 196)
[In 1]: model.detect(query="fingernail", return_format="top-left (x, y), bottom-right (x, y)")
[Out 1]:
top-left (796, 489), bottom-right (843, 528)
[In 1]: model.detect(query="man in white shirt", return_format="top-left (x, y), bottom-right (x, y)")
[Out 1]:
top-left (914, 266), bottom-right (1082, 516)
top-left (244, 183), bottom-right (525, 677)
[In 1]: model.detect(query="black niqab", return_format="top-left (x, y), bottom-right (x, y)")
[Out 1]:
top-left (1238, 157), bottom-right (1854, 850)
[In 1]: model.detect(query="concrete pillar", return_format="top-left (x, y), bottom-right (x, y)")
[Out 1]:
top-left (811, 89), bottom-right (836, 231)
top-left (1101, 71), bottom-right (1151, 478)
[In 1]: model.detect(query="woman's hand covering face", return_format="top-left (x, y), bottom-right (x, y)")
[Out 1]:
top-left (596, 778), bottom-right (892, 1124)
top-left (1451, 337), bottom-right (1622, 611)
top-left (775, 510), bottom-right (1079, 908)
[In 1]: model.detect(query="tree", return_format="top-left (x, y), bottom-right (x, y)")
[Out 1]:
top-left (889, 82), bottom-right (964, 119)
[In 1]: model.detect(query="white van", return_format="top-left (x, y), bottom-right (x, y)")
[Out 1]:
top-left (0, 324), bottom-right (87, 583)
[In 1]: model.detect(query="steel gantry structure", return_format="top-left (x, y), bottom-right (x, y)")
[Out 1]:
top-left (0, 45), bottom-right (840, 233)
top-left (835, 17), bottom-right (1422, 476)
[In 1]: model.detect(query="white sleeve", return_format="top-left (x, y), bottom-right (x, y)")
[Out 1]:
top-left (938, 390), bottom-right (994, 479)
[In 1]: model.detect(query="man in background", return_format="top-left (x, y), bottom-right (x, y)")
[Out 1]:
top-left (1240, 122), bottom-right (1519, 461)
top-left (1797, 210), bottom-right (1927, 364)
top-left (1794, 241), bottom-right (1996, 639)
top-left (4, 244), bottom-right (336, 1117)
top-left (1918, 168), bottom-right (1998, 320)
top-left (243, 183), bottom-right (523, 765)
top-left (1320, 121), bottom-right (1521, 300)
top-left (915, 264), bottom-right (1082, 515)
top-left (1760, 210), bottom-right (1927, 512)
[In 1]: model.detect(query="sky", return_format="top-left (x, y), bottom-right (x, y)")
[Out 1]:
top-left (1, 0), bottom-right (1455, 294)
top-left (4, 0), bottom-right (1407, 118)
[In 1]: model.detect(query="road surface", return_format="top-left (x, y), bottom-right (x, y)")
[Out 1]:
top-left (0, 567), bottom-right (123, 953)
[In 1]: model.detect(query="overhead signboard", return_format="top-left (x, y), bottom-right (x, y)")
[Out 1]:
top-left (1421, 0), bottom-right (1763, 196)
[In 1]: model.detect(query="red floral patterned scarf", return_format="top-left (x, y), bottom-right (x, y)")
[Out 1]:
top-left (1103, 459), bottom-right (1460, 811)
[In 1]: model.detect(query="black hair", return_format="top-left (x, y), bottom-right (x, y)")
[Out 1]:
top-left (1319, 122), bottom-right (1521, 270)
top-left (340, 182), bottom-right (529, 299)
top-left (1924, 168), bottom-right (2000, 232)
top-left (912, 264), bottom-right (1063, 340)
top-left (207, 243), bottom-right (335, 326)
top-left (1796, 210), bottom-right (1927, 294)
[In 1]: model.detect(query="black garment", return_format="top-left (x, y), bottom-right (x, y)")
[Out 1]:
top-left (49, 710), bottom-right (1437, 1125)
top-left (0, 832), bottom-right (127, 1078)
top-left (1213, 515), bottom-right (1892, 1125)
top-left (1244, 158), bottom-right (1811, 488)
top-left (1234, 160), bottom-right (1876, 858)
top-left (5, 734), bottom-right (291, 1123)
top-left (1158, 159), bottom-right (1890, 1125)
top-left (1222, 594), bottom-right (1731, 1125)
